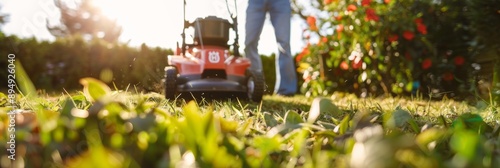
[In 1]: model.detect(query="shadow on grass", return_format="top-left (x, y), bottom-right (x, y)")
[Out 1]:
top-left (253, 95), bottom-right (312, 114)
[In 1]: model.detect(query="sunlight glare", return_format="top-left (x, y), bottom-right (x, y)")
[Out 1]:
top-left (86, 0), bottom-right (300, 55)
top-left (91, 0), bottom-right (186, 48)
top-left (92, 0), bottom-right (240, 49)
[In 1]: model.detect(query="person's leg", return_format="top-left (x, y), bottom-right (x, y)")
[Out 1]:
top-left (269, 0), bottom-right (297, 95)
top-left (245, 0), bottom-right (267, 72)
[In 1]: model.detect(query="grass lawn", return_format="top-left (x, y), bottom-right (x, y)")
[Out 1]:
top-left (0, 78), bottom-right (499, 167)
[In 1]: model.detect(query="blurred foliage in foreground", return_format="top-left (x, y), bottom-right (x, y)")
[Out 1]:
top-left (1, 78), bottom-right (500, 167)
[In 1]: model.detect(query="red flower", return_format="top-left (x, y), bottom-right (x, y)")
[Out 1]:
top-left (307, 16), bottom-right (316, 25)
top-left (454, 56), bottom-right (465, 66)
top-left (442, 72), bottom-right (454, 81)
top-left (365, 8), bottom-right (379, 21)
top-left (296, 52), bottom-right (305, 62)
top-left (414, 18), bottom-right (423, 24)
top-left (337, 24), bottom-right (344, 33)
top-left (340, 61), bottom-right (349, 70)
top-left (352, 59), bottom-right (363, 69)
top-left (335, 15), bottom-right (343, 21)
top-left (417, 23), bottom-right (427, 34)
top-left (307, 16), bottom-right (318, 31)
top-left (414, 17), bottom-right (427, 34)
top-left (318, 37), bottom-right (328, 46)
top-left (362, 0), bottom-right (371, 6)
top-left (403, 31), bottom-right (415, 40)
top-left (321, 37), bottom-right (328, 43)
top-left (388, 34), bottom-right (399, 42)
top-left (311, 25), bottom-right (318, 31)
top-left (384, 0), bottom-right (390, 3)
top-left (324, 0), bottom-right (333, 5)
top-left (422, 58), bottom-right (432, 70)
top-left (336, 25), bottom-right (343, 39)
top-left (347, 4), bottom-right (357, 12)
top-left (296, 45), bottom-right (310, 62)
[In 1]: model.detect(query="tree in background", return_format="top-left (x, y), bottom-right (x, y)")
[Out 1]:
top-left (48, 0), bottom-right (122, 43)
top-left (0, 5), bottom-right (8, 27)
top-left (0, 6), bottom-right (10, 85)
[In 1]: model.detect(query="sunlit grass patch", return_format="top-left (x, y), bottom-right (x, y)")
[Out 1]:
top-left (1, 78), bottom-right (499, 167)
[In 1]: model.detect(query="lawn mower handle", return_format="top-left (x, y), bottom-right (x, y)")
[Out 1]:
top-left (181, 0), bottom-right (241, 57)
top-left (231, 15), bottom-right (240, 57)
top-left (181, 0), bottom-right (187, 56)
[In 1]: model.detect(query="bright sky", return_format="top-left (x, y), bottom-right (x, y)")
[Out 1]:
top-left (0, 0), bottom-right (306, 55)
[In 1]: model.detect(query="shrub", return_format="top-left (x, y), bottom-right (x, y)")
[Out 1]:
top-left (293, 0), bottom-right (477, 99)
top-left (0, 32), bottom-right (172, 92)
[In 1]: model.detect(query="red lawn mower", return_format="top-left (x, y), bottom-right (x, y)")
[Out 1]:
top-left (164, 0), bottom-right (264, 102)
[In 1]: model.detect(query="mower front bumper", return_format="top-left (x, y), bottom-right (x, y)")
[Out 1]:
top-left (178, 78), bottom-right (247, 93)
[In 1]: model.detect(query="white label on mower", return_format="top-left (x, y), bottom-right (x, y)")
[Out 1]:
top-left (208, 51), bottom-right (220, 63)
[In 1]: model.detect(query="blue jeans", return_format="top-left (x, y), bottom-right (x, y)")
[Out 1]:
top-left (245, 0), bottom-right (297, 95)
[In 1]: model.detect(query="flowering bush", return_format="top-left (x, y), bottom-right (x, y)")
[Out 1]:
top-left (293, 0), bottom-right (475, 98)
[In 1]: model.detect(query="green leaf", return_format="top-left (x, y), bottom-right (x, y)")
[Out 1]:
top-left (263, 112), bottom-right (279, 127)
top-left (220, 118), bottom-right (238, 133)
top-left (253, 135), bottom-right (282, 156)
top-left (267, 123), bottom-right (303, 136)
top-left (0, 92), bottom-right (7, 106)
top-left (71, 93), bottom-right (90, 108)
top-left (15, 61), bottom-right (37, 98)
top-left (72, 94), bottom-right (87, 103)
top-left (405, 82), bottom-right (413, 92)
top-left (440, 6), bottom-right (449, 12)
top-left (290, 128), bottom-right (309, 157)
top-left (363, 56), bottom-right (372, 64)
top-left (104, 102), bottom-right (125, 116)
top-left (61, 98), bottom-right (76, 118)
top-left (66, 146), bottom-right (136, 168)
top-left (308, 97), bottom-right (342, 123)
top-left (137, 131), bottom-right (150, 150)
top-left (315, 130), bottom-right (337, 138)
top-left (438, 115), bottom-right (449, 128)
top-left (110, 133), bottom-right (124, 148)
top-left (336, 115), bottom-right (350, 135)
top-left (416, 128), bottom-right (448, 151)
top-left (384, 107), bottom-right (412, 129)
top-left (452, 113), bottom-right (492, 133)
top-left (450, 130), bottom-right (480, 161)
top-left (407, 118), bottom-right (420, 133)
top-left (285, 110), bottom-right (303, 125)
top-left (53, 127), bottom-right (65, 142)
top-left (79, 77), bottom-right (111, 102)
top-left (238, 117), bottom-right (254, 135)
